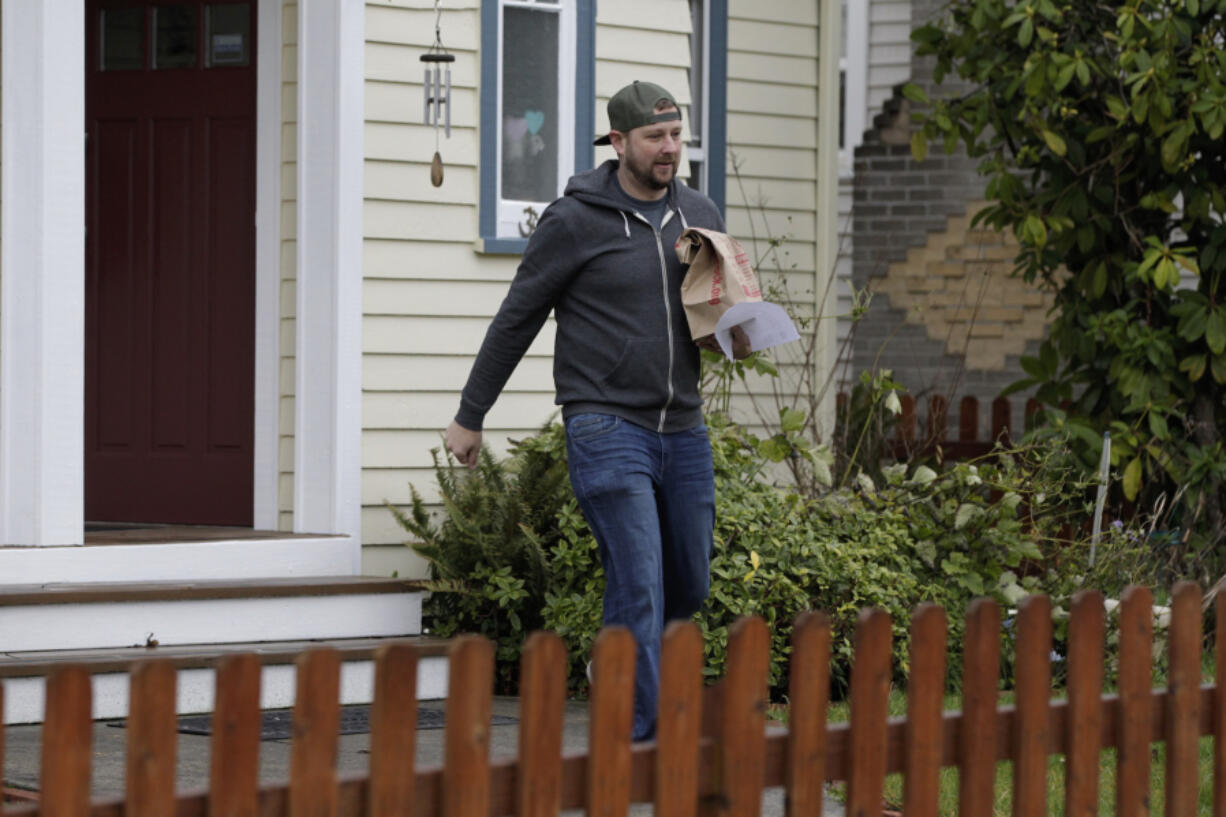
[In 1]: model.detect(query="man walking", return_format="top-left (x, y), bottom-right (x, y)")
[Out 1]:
top-left (445, 81), bottom-right (744, 741)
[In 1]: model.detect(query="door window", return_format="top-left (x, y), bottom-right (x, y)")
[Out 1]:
top-left (101, 7), bottom-right (145, 71)
top-left (154, 5), bottom-right (197, 69)
top-left (207, 4), bottom-right (250, 67)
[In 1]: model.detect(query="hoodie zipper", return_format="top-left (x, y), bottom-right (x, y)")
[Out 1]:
top-left (633, 208), bottom-right (676, 433)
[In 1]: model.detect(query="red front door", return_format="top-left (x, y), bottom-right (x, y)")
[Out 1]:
top-left (85, 0), bottom-right (256, 525)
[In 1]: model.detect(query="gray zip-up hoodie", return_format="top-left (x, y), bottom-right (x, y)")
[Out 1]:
top-left (455, 159), bottom-right (726, 434)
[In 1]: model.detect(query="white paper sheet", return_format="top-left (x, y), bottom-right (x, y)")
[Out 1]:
top-left (713, 301), bottom-right (800, 360)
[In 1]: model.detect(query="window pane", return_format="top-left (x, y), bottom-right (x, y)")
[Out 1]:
top-left (155, 6), bottom-right (196, 69)
top-left (102, 8), bottom-right (145, 71)
top-left (501, 7), bottom-right (559, 203)
top-left (207, 4), bottom-right (251, 67)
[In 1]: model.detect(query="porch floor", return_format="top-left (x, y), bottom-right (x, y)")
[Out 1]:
top-left (82, 524), bottom-right (332, 545)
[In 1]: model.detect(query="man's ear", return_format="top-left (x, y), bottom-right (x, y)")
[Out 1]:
top-left (608, 130), bottom-right (626, 156)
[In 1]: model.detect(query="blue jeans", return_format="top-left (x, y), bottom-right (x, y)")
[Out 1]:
top-left (564, 413), bottom-right (715, 741)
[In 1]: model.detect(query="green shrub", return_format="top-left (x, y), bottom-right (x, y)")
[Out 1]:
top-left (396, 415), bottom-right (1145, 697)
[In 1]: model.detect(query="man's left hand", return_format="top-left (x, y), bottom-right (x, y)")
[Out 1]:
top-left (696, 325), bottom-right (752, 360)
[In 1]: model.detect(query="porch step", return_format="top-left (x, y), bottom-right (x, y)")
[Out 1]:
top-left (1, 636), bottom-right (451, 725)
top-left (0, 534), bottom-right (357, 585)
top-left (0, 576), bottom-right (427, 652)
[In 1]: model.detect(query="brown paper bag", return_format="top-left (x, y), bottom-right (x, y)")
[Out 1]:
top-left (675, 227), bottom-right (763, 339)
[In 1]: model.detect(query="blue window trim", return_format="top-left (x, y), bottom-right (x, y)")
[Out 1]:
top-left (707, 0), bottom-right (727, 217)
top-left (478, 0), bottom-right (596, 255)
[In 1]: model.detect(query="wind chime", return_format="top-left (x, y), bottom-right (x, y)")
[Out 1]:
top-left (421, 0), bottom-right (455, 187)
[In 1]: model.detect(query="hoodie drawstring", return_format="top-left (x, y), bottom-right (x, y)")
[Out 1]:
top-left (677, 205), bottom-right (689, 231)
top-left (620, 210), bottom-right (630, 238)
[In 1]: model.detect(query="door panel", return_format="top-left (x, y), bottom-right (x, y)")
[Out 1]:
top-left (86, 0), bottom-right (256, 525)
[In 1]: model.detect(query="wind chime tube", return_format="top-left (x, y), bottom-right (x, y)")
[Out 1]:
top-left (423, 67), bottom-right (432, 124)
top-left (444, 66), bottom-right (452, 137)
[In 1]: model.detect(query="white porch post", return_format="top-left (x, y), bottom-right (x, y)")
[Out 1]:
top-left (814, 0), bottom-right (842, 439)
top-left (294, 0), bottom-right (363, 557)
top-left (0, 0), bottom-right (85, 546)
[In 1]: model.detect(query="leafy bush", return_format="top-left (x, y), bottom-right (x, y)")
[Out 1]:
top-left (396, 415), bottom-right (1143, 697)
top-left (908, 0), bottom-right (1226, 556)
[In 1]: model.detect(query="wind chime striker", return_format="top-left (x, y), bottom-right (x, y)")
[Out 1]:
top-left (421, 0), bottom-right (455, 187)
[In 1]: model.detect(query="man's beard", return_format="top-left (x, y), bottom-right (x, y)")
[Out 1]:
top-left (624, 147), bottom-right (677, 191)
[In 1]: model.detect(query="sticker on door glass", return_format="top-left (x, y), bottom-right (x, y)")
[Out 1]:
top-left (211, 33), bottom-right (244, 64)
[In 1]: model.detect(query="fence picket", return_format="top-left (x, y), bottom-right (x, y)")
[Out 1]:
top-left (1117, 586), bottom-right (1153, 817)
top-left (719, 617), bottom-right (769, 817)
top-left (847, 609), bottom-right (891, 817)
top-left (289, 649), bottom-right (341, 817)
top-left (990, 397), bottom-right (1011, 441)
top-left (657, 622), bottom-right (704, 817)
top-left (443, 636), bottom-right (494, 817)
top-left (517, 632), bottom-right (566, 817)
top-left (1166, 582), bottom-right (1202, 817)
top-left (958, 396), bottom-right (978, 442)
top-left (1012, 595), bottom-right (1051, 817)
top-left (1066, 591), bottom-right (1105, 817)
top-left (1217, 591), bottom-right (1226, 817)
top-left (903, 604), bottom-right (946, 817)
top-left (369, 644), bottom-right (418, 817)
top-left (899, 395), bottom-right (916, 444)
top-left (786, 612), bottom-right (830, 817)
top-left (927, 395), bottom-right (948, 442)
top-left (209, 654), bottom-right (261, 817)
top-left (958, 599), bottom-right (999, 816)
top-left (587, 627), bottom-right (635, 817)
top-left (125, 660), bottom-right (178, 817)
top-left (40, 666), bottom-right (92, 817)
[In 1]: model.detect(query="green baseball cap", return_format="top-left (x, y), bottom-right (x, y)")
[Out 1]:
top-left (593, 81), bottom-right (682, 146)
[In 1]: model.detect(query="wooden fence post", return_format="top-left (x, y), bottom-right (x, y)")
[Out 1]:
top-left (40, 666), bottom-right (92, 817)
top-left (958, 396), bottom-right (979, 444)
top-left (1166, 582), bottom-right (1202, 817)
top-left (786, 611), bottom-right (830, 817)
top-left (1066, 591), bottom-right (1105, 817)
top-left (209, 654), bottom-right (261, 817)
top-left (903, 604), bottom-right (946, 817)
top-left (290, 649), bottom-right (341, 817)
top-left (588, 626), bottom-right (635, 817)
top-left (958, 599), bottom-right (999, 816)
top-left (517, 632), bottom-right (566, 817)
top-left (657, 621), bottom-right (704, 817)
top-left (847, 609), bottom-right (891, 817)
top-left (126, 660), bottom-right (178, 817)
top-left (718, 617), bottom-right (769, 817)
top-left (369, 644), bottom-right (418, 817)
top-left (1012, 595), bottom-right (1052, 817)
top-left (443, 636), bottom-right (494, 817)
top-left (1217, 590), bottom-right (1226, 817)
top-left (1117, 586), bottom-right (1153, 817)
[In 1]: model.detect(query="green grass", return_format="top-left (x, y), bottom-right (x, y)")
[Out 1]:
top-left (821, 691), bottom-right (1214, 816)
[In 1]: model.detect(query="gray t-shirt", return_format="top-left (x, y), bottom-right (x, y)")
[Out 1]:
top-left (613, 180), bottom-right (669, 232)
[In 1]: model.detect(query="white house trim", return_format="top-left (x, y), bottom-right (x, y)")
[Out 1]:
top-left (253, 0), bottom-right (283, 531)
top-left (840, 0), bottom-right (869, 173)
top-left (0, 0), bottom-right (85, 546)
top-left (295, 0), bottom-right (364, 554)
top-left (815, 0), bottom-right (843, 437)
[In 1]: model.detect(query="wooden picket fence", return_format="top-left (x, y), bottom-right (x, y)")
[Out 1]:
top-left (3, 583), bottom-right (1222, 817)
top-left (838, 392), bottom-right (1043, 462)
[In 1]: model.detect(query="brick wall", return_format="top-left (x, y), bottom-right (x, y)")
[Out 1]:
top-left (849, 0), bottom-right (1046, 436)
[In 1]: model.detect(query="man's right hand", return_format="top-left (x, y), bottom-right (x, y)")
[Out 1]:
top-left (445, 420), bottom-right (482, 469)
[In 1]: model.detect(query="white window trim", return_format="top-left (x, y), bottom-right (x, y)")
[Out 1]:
top-left (495, 0), bottom-right (576, 238)
top-left (687, 0), bottom-right (712, 194)
top-left (839, 0), bottom-right (869, 176)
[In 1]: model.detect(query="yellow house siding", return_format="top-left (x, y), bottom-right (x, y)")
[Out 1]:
top-left (726, 0), bottom-right (822, 435)
top-left (868, 0), bottom-right (912, 123)
top-left (360, 0), bottom-right (559, 575)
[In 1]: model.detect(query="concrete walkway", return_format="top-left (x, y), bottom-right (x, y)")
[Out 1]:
top-left (4, 697), bottom-right (844, 816)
